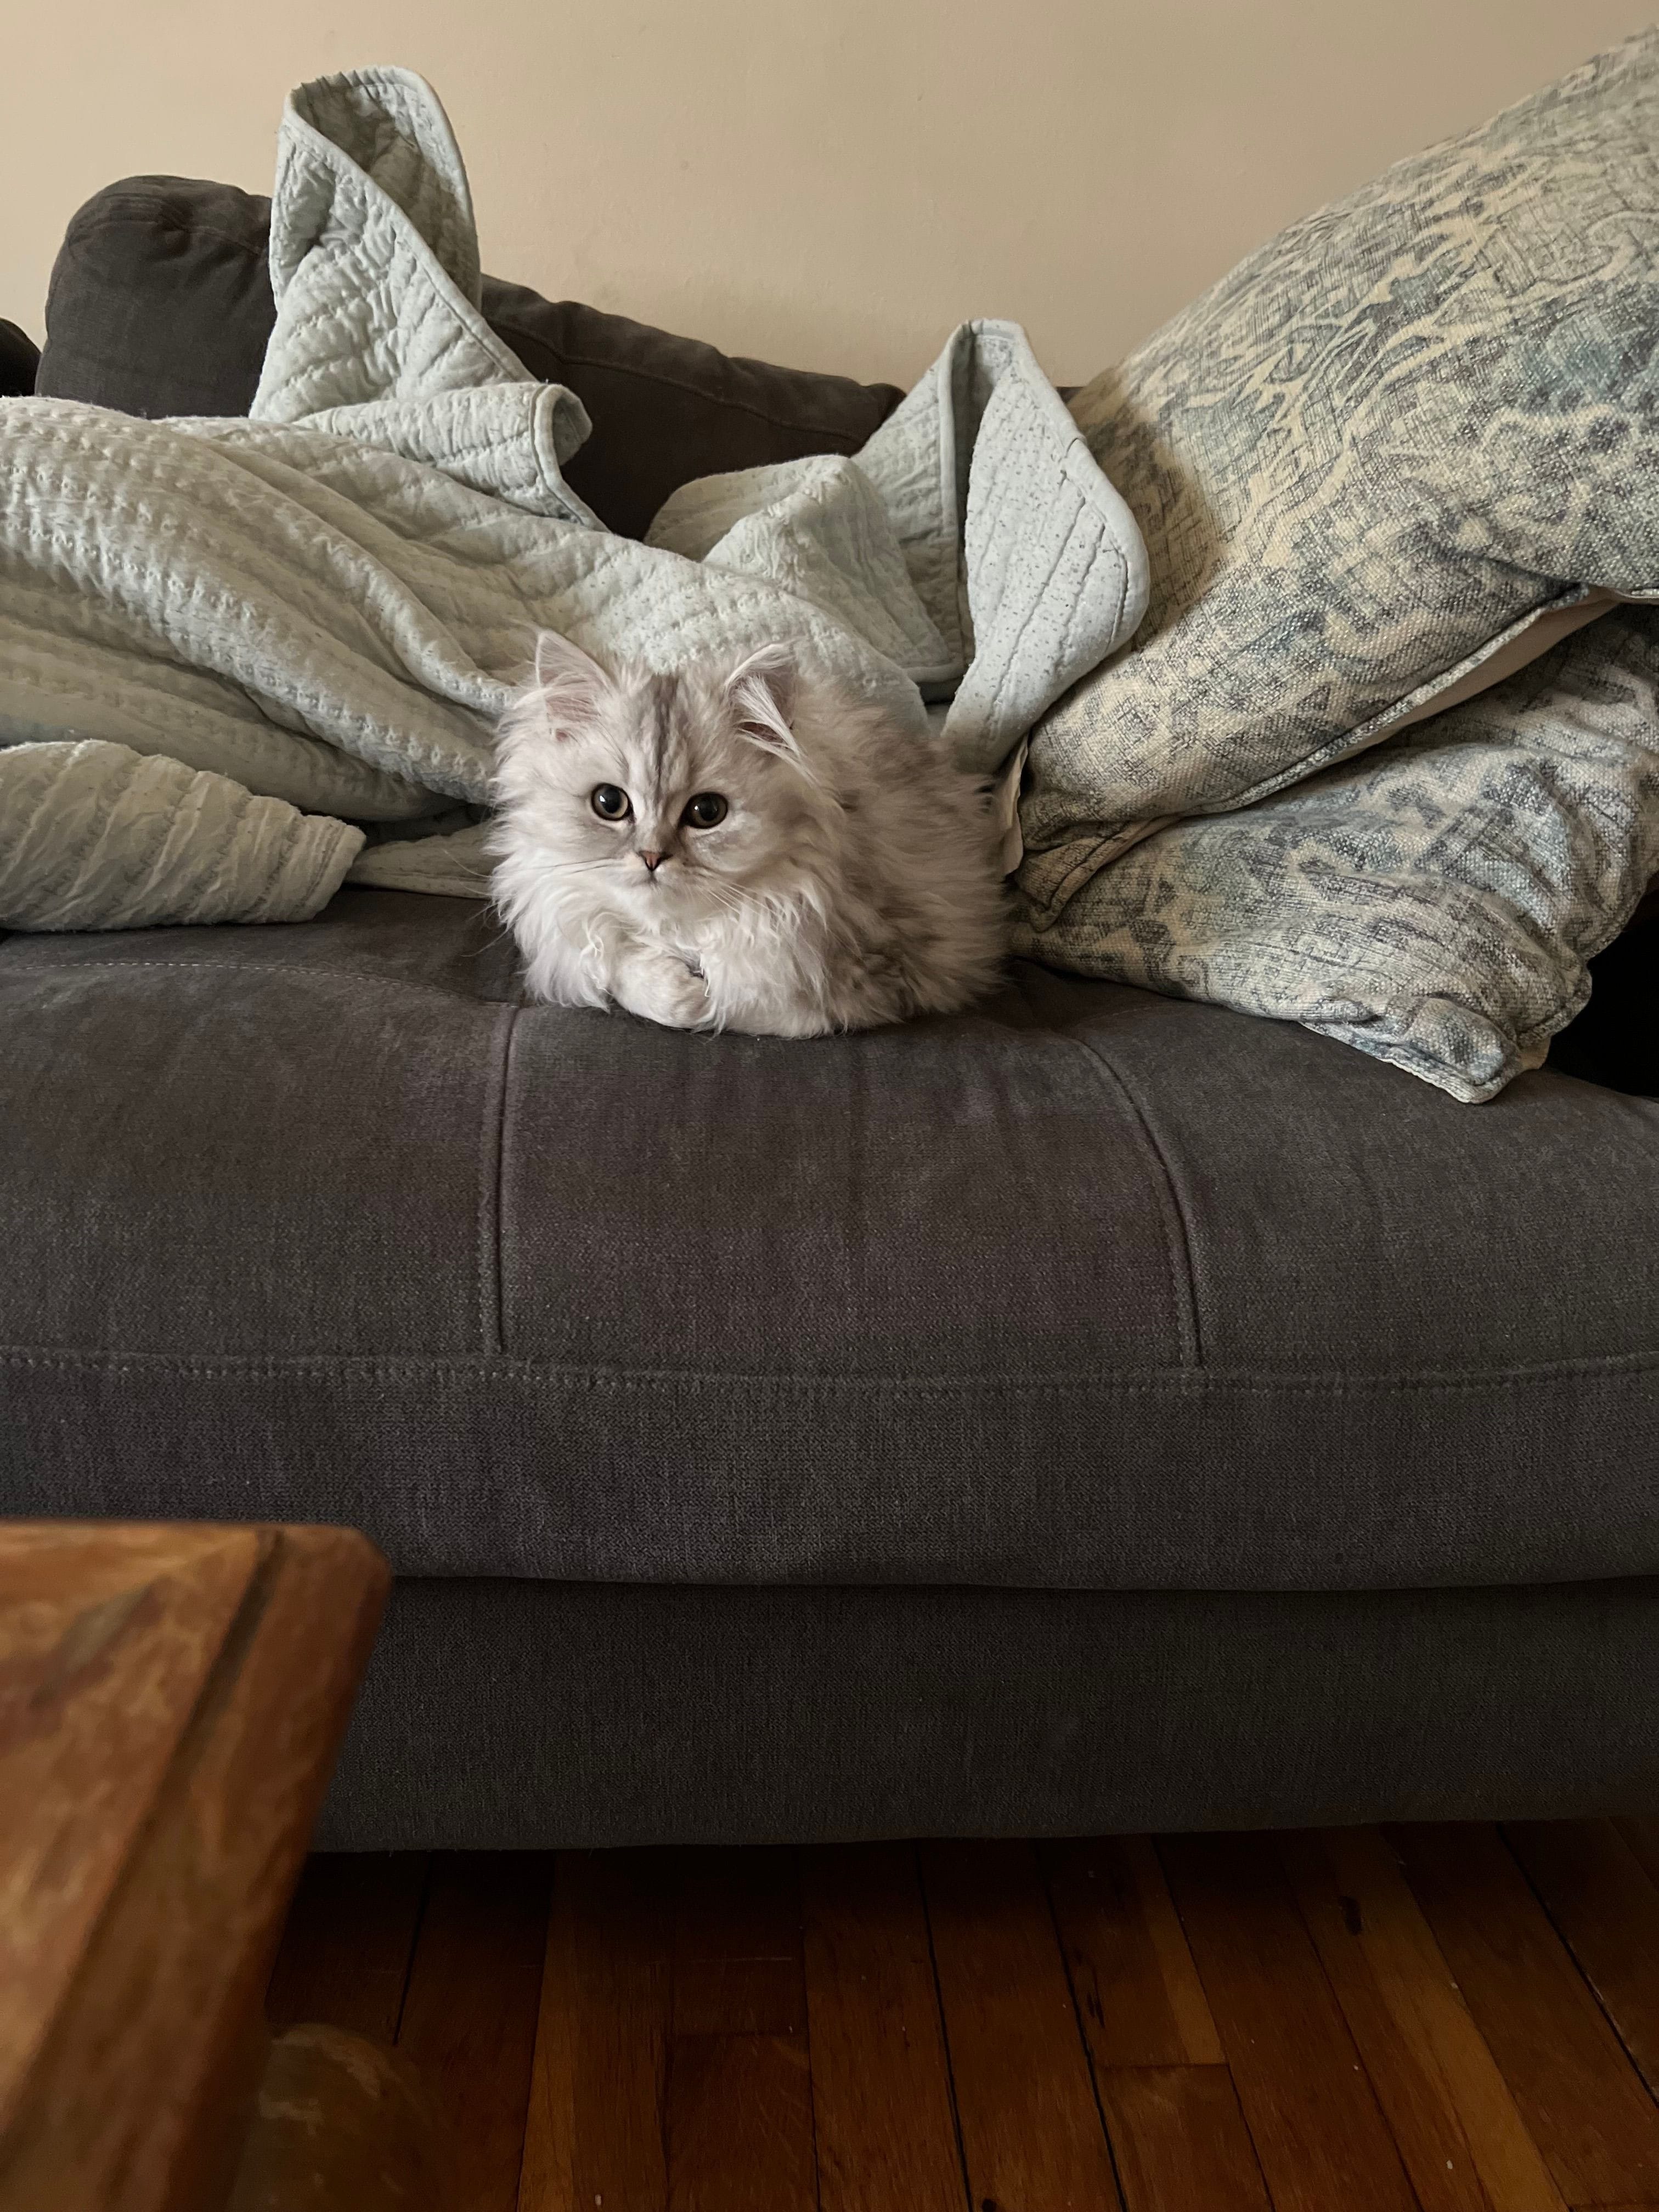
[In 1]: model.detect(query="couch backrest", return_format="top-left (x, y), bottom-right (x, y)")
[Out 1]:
top-left (34, 177), bottom-right (904, 538)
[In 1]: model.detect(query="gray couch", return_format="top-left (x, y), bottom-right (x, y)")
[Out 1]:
top-left (5, 890), bottom-right (1658, 1846)
top-left (4, 194), bottom-right (1658, 1847)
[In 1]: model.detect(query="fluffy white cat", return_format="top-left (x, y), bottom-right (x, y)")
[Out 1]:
top-left (490, 632), bottom-right (1008, 1035)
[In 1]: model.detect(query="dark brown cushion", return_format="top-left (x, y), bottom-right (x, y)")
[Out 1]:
top-left (1549, 903), bottom-right (1659, 1094)
top-left (38, 180), bottom-right (275, 419)
top-left (0, 317), bottom-right (39, 397)
top-left (35, 177), bottom-right (904, 537)
top-left (479, 276), bottom-right (902, 543)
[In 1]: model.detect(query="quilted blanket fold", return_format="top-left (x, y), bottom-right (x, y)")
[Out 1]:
top-left (0, 65), bottom-right (1147, 932)
top-left (1, 742), bottom-right (363, 929)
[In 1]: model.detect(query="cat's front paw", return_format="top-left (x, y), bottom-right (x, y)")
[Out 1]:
top-left (610, 947), bottom-right (713, 1030)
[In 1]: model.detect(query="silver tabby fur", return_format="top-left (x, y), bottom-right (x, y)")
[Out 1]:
top-left (491, 633), bottom-right (1008, 1034)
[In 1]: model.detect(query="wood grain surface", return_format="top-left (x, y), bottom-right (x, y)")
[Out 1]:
top-left (0, 1520), bottom-right (388, 2212)
top-left (269, 1815), bottom-right (1659, 2212)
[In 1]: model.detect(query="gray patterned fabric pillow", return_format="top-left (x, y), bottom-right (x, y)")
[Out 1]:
top-left (1011, 608), bottom-right (1659, 1102)
top-left (1020, 31), bottom-right (1659, 928)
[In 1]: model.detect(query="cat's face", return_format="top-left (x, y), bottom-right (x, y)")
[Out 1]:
top-left (494, 634), bottom-right (820, 934)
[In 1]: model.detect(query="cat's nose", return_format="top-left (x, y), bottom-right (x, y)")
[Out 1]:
top-left (639, 850), bottom-right (664, 873)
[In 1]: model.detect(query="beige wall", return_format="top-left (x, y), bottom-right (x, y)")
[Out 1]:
top-left (4, 3), bottom-right (1655, 387)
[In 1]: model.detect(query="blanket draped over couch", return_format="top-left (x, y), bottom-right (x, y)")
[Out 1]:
top-left (0, 67), bottom-right (1147, 929)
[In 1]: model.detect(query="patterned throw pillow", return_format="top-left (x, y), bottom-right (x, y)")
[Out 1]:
top-left (1011, 608), bottom-right (1659, 1102)
top-left (1020, 31), bottom-right (1659, 930)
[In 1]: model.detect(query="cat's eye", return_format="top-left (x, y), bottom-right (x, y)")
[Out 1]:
top-left (682, 793), bottom-right (728, 829)
top-left (590, 784), bottom-right (631, 821)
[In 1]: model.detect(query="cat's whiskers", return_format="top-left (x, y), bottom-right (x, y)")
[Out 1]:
top-left (685, 875), bottom-right (752, 917)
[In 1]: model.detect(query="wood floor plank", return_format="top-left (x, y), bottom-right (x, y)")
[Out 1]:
top-left (518, 1849), bottom-right (673, 2212)
top-left (1617, 1819), bottom-right (1659, 1897)
top-left (1043, 1835), bottom-right (1223, 2068)
top-left (672, 1847), bottom-right (806, 2036)
top-left (666, 2034), bottom-right (816, 2212)
top-left (1391, 1823), bottom-right (1659, 2208)
top-left (921, 1838), bottom-right (1121, 2212)
top-left (394, 1850), bottom-right (551, 2212)
top-left (664, 1846), bottom-right (816, 2212)
top-left (800, 1843), bottom-right (965, 2212)
top-left (264, 1850), bottom-right (429, 2041)
top-left (1280, 1827), bottom-right (1564, 2212)
top-left (1096, 2066), bottom-right (1272, 2212)
top-left (1158, 1832), bottom-right (1418, 2212)
top-left (1505, 1820), bottom-right (1659, 2101)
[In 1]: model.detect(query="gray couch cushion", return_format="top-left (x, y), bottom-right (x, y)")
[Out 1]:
top-left (2, 890), bottom-right (1656, 1593)
top-left (318, 1576), bottom-right (1659, 1849)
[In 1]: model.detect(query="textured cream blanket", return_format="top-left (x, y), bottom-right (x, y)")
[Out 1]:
top-left (0, 67), bottom-right (1146, 930)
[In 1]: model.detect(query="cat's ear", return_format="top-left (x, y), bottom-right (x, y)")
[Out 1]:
top-left (532, 629), bottom-right (611, 735)
top-left (726, 644), bottom-right (802, 764)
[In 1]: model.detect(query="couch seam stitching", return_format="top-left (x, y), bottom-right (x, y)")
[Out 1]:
top-left (0, 1347), bottom-right (1654, 1394)
top-left (476, 1000), bottom-right (518, 1356)
top-left (0, 956), bottom-right (509, 1007)
top-left (1011, 967), bottom-right (1202, 1369)
top-left (1066, 1029), bottom-right (1206, 1369)
top-left (495, 1002), bottom-right (520, 1356)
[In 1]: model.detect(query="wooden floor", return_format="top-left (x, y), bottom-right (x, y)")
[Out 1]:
top-left (266, 1821), bottom-right (1659, 2211)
